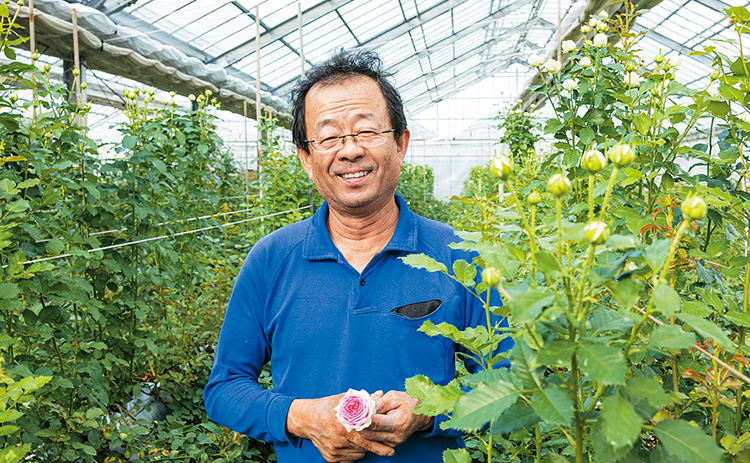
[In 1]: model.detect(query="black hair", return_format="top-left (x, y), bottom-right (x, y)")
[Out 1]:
top-left (290, 49), bottom-right (407, 152)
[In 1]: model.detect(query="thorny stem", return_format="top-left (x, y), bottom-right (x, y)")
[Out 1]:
top-left (506, 181), bottom-right (538, 284)
top-left (599, 166), bottom-right (620, 222)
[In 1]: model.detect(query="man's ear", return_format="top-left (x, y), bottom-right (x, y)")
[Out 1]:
top-left (297, 146), bottom-right (314, 182)
top-left (396, 129), bottom-right (410, 166)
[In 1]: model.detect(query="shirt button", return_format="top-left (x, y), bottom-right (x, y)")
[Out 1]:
top-left (360, 279), bottom-right (366, 286)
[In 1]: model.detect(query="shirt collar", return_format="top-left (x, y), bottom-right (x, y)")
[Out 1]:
top-left (302, 194), bottom-right (418, 260)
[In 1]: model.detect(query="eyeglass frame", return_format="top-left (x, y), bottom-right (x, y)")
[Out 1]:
top-left (304, 128), bottom-right (396, 153)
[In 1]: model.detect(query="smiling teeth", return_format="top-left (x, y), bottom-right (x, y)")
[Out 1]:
top-left (342, 171), bottom-right (368, 179)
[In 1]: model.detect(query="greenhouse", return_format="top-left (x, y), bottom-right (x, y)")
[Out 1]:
top-left (2, 0), bottom-right (750, 461)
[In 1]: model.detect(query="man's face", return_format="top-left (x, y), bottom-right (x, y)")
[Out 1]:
top-left (297, 75), bottom-right (410, 217)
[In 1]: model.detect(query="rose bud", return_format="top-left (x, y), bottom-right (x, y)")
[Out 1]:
top-left (681, 196), bottom-right (707, 221)
top-left (584, 221), bottom-right (610, 245)
top-left (544, 58), bottom-right (562, 73)
top-left (490, 154), bottom-right (513, 181)
top-left (563, 79), bottom-right (579, 91)
top-left (710, 70), bottom-right (720, 80)
top-left (654, 52), bottom-right (664, 63)
top-left (334, 389), bottom-right (377, 432)
top-left (608, 144), bottom-right (636, 167)
top-left (582, 149), bottom-right (606, 173)
top-left (581, 24), bottom-right (591, 34)
top-left (562, 40), bottom-right (576, 53)
top-left (547, 172), bottom-right (572, 197)
top-left (593, 33), bottom-right (608, 47)
top-left (527, 190), bottom-right (542, 205)
top-left (482, 267), bottom-right (502, 286)
top-left (579, 56), bottom-right (592, 67)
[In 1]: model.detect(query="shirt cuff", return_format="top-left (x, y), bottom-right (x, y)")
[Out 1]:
top-left (418, 413), bottom-right (461, 438)
top-left (266, 394), bottom-right (300, 446)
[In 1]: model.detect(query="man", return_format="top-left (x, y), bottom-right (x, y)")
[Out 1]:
top-left (204, 49), bottom-right (512, 462)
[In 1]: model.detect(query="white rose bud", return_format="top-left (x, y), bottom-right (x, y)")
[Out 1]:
top-left (666, 51), bottom-right (683, 68)
top-left (589, 18), bottom-right (598, 27)
top-left (584, 221), bottom-right (610, 245)
top-left (563, 79), bottom-right (578, 91)
top-left (598, 10), bottom-right (609, 18)
top-left (593, 33), bottom-right (608, 48)
top-left (544, 58), bottom-right (562, 73)
top-left (681, 196), bottom-right (707, 221)
top-left (579, 56), bottom-right (592, 67)
top-left (527, 54), bottom-right (545, 67)
top-left (582, 149), bottom-right (606, 172)
top-left (624, 71), bottom-right (640, 87)
top-left (581, 24), bottom-right (591, 34)
top-left (738, 112), bottom-right (750, 124)
top-left (490, 154), bottom-right (514, 181)
top-left (562, 40), bottom-right (576, 53)
top-left (608, 144), bottom-right (636, 167)
top-left (547, 172), bottom-right (572, 197)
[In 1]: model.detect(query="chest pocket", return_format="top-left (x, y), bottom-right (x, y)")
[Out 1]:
top-left (391, 299), bottom-right (442, 320)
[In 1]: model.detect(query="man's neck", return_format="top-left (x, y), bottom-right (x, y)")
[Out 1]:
top-left (326, 197), bottom-right (401, 273)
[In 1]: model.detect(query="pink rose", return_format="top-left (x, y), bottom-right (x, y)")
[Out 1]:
top-left (334, 389), bottom-right (376, 432)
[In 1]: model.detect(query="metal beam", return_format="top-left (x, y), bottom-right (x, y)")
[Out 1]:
top-left (693, 0), bottom-right (732, 14)
top-left (208, 0), bottom-right (357, 67)
top-left (631, 24), bottom-right (713, 68)
top-left (100, 0), bottom-right (138, 15)
top-left (271, 0), bottom-right (529, 96)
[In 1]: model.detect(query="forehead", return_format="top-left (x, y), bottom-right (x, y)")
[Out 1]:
top-left (304, 75), bottom-right (390, 132)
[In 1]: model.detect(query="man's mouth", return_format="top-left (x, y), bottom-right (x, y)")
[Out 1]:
top-left (341, 170), bottom-right (371, 179)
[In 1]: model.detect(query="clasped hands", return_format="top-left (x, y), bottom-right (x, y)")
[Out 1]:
top-left (286, 390), bottom-right (434, 462)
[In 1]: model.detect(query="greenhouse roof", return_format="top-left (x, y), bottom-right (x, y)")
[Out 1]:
top-left (9, 0), bottom-right (749, 141)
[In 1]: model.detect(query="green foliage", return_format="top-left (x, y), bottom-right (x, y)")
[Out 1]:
top-left (402, 4), bottom-right (750, 463)
top-left (396, 162), bottom-right (450, 222)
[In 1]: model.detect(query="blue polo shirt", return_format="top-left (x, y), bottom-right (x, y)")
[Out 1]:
top-left (204, 195), bottom-right (513, 462)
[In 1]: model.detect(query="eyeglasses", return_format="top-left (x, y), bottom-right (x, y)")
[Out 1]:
top-left (305, 129), bottom-right (396, 154)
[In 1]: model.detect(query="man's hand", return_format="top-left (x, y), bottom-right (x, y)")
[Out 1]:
top-left (358, 391), bottom-right (434, 450)
top-left (286, 392), bottom-right (394, 462)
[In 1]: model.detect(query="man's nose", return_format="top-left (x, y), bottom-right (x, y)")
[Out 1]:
top-left (336, 134), bottom-right (365, 160)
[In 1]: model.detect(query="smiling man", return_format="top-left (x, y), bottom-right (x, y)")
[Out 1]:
top-left (204, 50), bottom-right (512, 462)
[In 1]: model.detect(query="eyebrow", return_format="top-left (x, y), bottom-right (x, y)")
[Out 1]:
top-left (314, 112), bottom-right (380, 131)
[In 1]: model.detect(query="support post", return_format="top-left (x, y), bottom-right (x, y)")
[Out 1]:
top-left (29, 0), bottom-right (35, 55)
top-left (256, 5), bottom-right (262, 200)
top-left (299, 1), bottom-right (314, 213)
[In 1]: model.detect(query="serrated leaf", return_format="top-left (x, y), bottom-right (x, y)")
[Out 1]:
top-left (509, 291), bottom-right (555, 324)
top-left (633, 113), bottom-right (653, 135)
top-left (0, 282), bottom-right (18, 300)
top-left (577, 342), bottom-right (626, 385)
top-left (0, 443), bottom-right (31, 463)
top-left (649, 324), bottom-right (697, 350)
top-left (0, 425), bottom-right (19, 436)
top-left (623, 377), bottom-right (668, 409)
top-left (652, 283), bottom-right (681, 315)
top-left (644, 239), bottom-right (671, 272)
top-left (653, 419), bottom-right (723, 463)
top-left (417, 381), bottom-right (464, 416)
top-left (600, 393), bottom-right (642, 450)
top-left (542, 454), bottom-right (571, 463)
top-left (453, 259), bottom-right (476, 286)
top-left (400, 254), bottom-right (447, 274)
top-left (447, 381), bottom-right (519, 431)
top-left (405, 375), bottom-right (434, 402)
top-left (45, 238), bottom-right (64, 255)
top-left (511, 340), bottom-right (541, 388)
top-left (536, 340), bottom-right (576, 367)
top-left (531, 386), bottom-right (573, 425)
top-left (675, 312), bottom-right (733, 352)
top-left (536, 250), bottom-right (566, 279)
top-left (490, 405), bottom-right (540, 435)
top-left (443, 448), bottom-right (472, 463)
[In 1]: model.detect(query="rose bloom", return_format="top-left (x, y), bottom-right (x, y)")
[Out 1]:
top-left (624, 71), bottom-right (640, 87)
top-left (666, 51), bottom-right (683, 68)
top-left (562, 40), bottom-right (576, 53)
top-left (563, 79), bottom-right (578, 91)
top-left (738, 112), bottom-right (750, 123)
top-left (593, 33), bottom-right (608, 47)
top-left (527, 54), bottom-right (545, 67)
top-left (579, 56), bottom-right (592, 67)
top-left (544, 58), bottom-right (562, 73)
top-left (334, 389), bottom-right (377, 432)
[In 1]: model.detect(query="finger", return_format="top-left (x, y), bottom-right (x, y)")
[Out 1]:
top-left (357, 429), bottom-right (398, 444)
top-left (371, 390), bottom-right (384, 400)
top-left (349, 433), bottom-right (395, 457)
top-left (368, 412), bottom-right (399, 432)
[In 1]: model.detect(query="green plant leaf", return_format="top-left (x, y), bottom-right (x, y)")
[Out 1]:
top-left (531, 385), bottom-right (573, 426)
top-left (536, 340), bottom-right (576, 367)
top-left (600, 393), bottom-right (642, 450)
top-left (622, 377), bottom-right (668, 409)
top-left (542, 454), bottom-right (571, 463)
top-left (535, 250), bottom-right (566, 279)
top-left (577, 342), bottom-right (626, 385)
top-left (405, 375), bottom-right (434, 402)
top-left (649, 324), bottom-right (697, 350)
top-left (674, 312), bottom-right (733, 351)
top-left (509, 291), bottom-right (555, 324)
top-left (400, 254), bottom-right (448, 274)
top-left (652, 283), bottom-right (681, 315)
top-left (644, 239), bottom-right (671, 272)
top-left (490, 405), bottom-right (540, 435)
top-left (0, 443), bottom-right (31, 463)
top-left (511, 340), bottom-right (542, 388)
top-left (416, 381), bottom-right (464, 416)
top-left (653, 419), bottom-right (723, 463)
top-left (443, 448), bottom-right (471, 463)
top-left (633, 114), bottom-right (653, 135)
top-left (447, 380), bottom-right (519, 432)
top-left (453, 260), bottom-right (476, 286)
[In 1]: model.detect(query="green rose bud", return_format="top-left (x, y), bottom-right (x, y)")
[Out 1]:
top-left (625, 60), bottom-right (636, 71)
top-left (547, 172), bottom-right (572, 197)
top-left (527, 190), bottom-right (542, 205)
top-left (681, 196), bottom-right (707, 221)
top-left (582, 149), bottom-right (606, 173)
top-left (710, 70), bottom-right (720, 80)
top-left (584, 220), bottom-right (610, 245)
top-left (482, 267), bottom-right (502, 286)
top-left (654, 52), bottom-right (664, 64)
top-left (490, 154), bottom-right (513, 181)
top-left (608, 144), bottom-right (636, 167)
